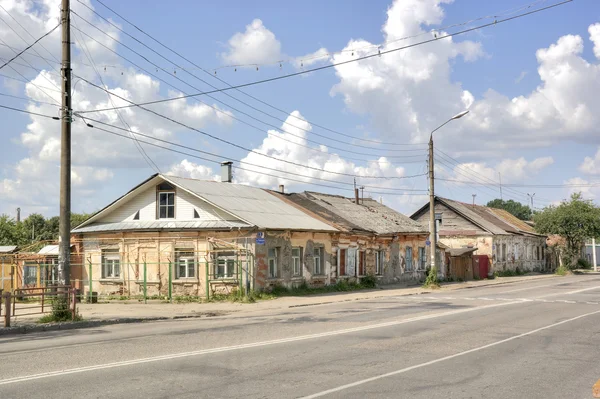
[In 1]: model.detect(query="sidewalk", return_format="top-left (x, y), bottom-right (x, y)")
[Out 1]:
top-left (2, 273), bottom-right (558, 334)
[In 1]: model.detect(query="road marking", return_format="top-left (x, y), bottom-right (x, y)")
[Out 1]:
top-left (537, 285), bottom-right (600, 298)
top-left (300, 308), bottom-right (600, 399)
top-left (0, 301), bottom-right (522, 386)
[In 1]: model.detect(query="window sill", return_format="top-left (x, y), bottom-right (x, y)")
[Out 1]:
top-left (99, 279), bottom-right (123, 284)
top-left (173, 280), bottom-right (199, 285)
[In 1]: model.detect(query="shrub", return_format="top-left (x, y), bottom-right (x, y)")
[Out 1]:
top-left (38, 295), bottom-right (82, 323)
top-left (423, 267), bottom-right (440, 288)
top-left (360, 274), bottom-right (377, 289)
top-left (576, 258), bottom-right (593, 270)
top-left (555, 265), bottom-right (569, 276)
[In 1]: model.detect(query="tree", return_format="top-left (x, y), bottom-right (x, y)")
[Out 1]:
top-left (0, 212), bottom-right (91, 247)
top-left (533, 193), bottom-right (600, 267)
top-left (486, 199), bottom-right (533, 220)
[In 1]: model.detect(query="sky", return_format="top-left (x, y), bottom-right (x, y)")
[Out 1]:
top-left (0, 0), bottom-right (599, 220)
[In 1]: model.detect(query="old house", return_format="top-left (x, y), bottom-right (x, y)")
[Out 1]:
top-left (71, 167), bottom-right (347, 298)
top-left (281, 191), bottom-right (430, 284)
top-left (411, 197), bottom-right (547, 275)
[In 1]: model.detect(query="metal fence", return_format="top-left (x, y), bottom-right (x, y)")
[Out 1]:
top-left (1, 285), bottom-right (77, 327)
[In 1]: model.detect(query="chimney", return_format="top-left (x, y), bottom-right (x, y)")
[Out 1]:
top-left (221, 161), bottom-right (232, 183)
top-left (355, 188), bottom-right (360, 205)
top-left (16, 207), bottom-right (21, 223)
top-left (279, 184), bottom-right (284, 194)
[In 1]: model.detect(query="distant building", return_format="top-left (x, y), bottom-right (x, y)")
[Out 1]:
top-left (411, 197), bottom-right (547, 275)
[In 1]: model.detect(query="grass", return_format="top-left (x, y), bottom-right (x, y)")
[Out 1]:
top-left (494, 267), bottom-right (528, 278)
top-left (37, 296), bottom-right (83, 324)
top-left (422, 267), bottom-right (440, 289)
top-left (555, 265), bottom-right (570, 276)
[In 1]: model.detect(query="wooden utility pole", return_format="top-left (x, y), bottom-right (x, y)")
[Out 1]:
top-left (428, 136), bottom-right (437, 275)
top-left (58, 0), bottom-right (71, 286)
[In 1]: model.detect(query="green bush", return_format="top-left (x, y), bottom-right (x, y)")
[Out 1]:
top-left (423, 267), bottom-right (440, 288)
top-left (360, 274), bottom-right (377, 289)
top-left (555, 265), bottom-right (569, 276)
top-left (576, 258), bottom-right (593, 270)
top-left (38, 295), bottom-right (82, 323)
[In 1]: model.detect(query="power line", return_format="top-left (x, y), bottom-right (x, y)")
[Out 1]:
top-left (68, 18), bottom-right (426, 160)
top-left (77, 0), bottom-right (572, 115)
top-left (79, 0), bottom-right (426, 147)
top-left (0, 71), bottom-right (61, 92)
top-left (0, 21), bottom-right (60, 71)
top-left (71, 14), bottom-right (160, 173)
top-left (0, 91), bottom-right (61, 106)
top-left (77, 114), bottom-right (429, 189)
top-left (0, 103), bottom-right (60, 119)
top-left (436, 177), bottom-right (600, 189)
top-left (73, 75), bottom-right (423, 180)
top-left (81, 118), bottom-right (427, 196)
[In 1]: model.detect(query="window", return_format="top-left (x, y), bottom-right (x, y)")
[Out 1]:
top-left (347, 248), bottom-right (357, 276)
top-left (501, 244), bottom-right (507, 261)
top-left (358, 251), bottom-right (366, 276)
top-left (405, 246), bottom-right (413, 271)
top-left (268, 247), bottom-right (279, 278)
top-left (535, 246), bottom-right (540, 261)
top-left (418, 247), bottom-right (426, 270)
top-left (158, 192), bottom-right (175, 219)
top-left (292, 247), bottom-right (302, 276)
top-left (176, 250), bottom-right (195, 279)
top-left (314, 247), bottom-right (323, 275)
top-left (23, 262), bottom-right (37, 286)
top-left (215, 252), bottom-right (236, 279)
top-left (102, 249), bottom-right (120, 279)
top-left (338, 248), bottom-right (347, 276)
top-left (375, 250), bottom-right (384, 275)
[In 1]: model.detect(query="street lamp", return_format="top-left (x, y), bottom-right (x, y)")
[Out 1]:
top-left (428, 110), bottom-right (469, 279)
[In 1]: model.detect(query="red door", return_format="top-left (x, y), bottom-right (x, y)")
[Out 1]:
top-left (473, 255), bottom-right (489, 278)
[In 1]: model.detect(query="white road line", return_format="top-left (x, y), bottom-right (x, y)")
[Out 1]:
top-left (493, 281), bottom-right (564, 294)
top-left (0, 301), bottom-right (522, 386)
top-left (299, 308), bottom-right (600, 399)
top-left (537, 285), bottom-right (600, 299)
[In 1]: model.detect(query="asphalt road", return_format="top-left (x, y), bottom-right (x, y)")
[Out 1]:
top-left (1, 275), bottom-right (600, 399)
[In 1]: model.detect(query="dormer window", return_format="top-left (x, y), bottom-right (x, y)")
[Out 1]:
top-left (157, 182), bottom-right (175, 219)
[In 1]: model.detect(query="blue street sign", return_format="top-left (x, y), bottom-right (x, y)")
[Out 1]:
top-left (256, 232), bottom-right (265, 245)
top-left (425, 240), bottom-right (431, 246)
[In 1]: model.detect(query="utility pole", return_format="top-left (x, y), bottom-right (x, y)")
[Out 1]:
top-left (498, 172), bottom-right (503, 201)
top-left (472, 194), bottom-right (477, 206)
top-left (592, 237), bottom-right (597, 273)
top-left (527, 193), bottom-right (535, 210)
top-left (428, 110), bottom-right (469, 280)
top-left (58, 0), bottom-right (72, 286)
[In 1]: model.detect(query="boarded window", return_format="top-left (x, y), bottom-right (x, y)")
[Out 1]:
top-left (338, 249), bottom-right (346, 276)
top-left (358, 251), bottom-right (366, 276)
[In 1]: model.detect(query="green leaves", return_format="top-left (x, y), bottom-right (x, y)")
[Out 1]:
top-left (0, 212), bottom-right (91, 247)
top-left (486, 199), bottom-right (533, 220)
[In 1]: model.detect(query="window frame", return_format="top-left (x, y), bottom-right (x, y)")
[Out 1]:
top-left (375, 250), bottom-right (384, 275)
top-left (357, 250), bottom-right (366, 276)
top-left (268, 247), bottom-right (279, 279)
top-left (23, 262), bottom-right (38, 286)
top-left (175, 250), bottom-right (196, 279)
top-left (405, 246), bottom-right (413, 271)
top-left (313, 247), bottom-right (324, 275)
top-left (292, 247), bottom-right (302, 277)
top-left (214, 252), bottom-right (236, 279)
top-left (102, 249), bottom-right (121, 279)
top-left (156, 183), bottom-right (176, 220)
top-left (418, 247), bottom-right (426, 270)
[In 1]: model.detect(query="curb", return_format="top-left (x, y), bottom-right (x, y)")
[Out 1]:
top-left (0, 312), bottom-right (224, 337)
top-left (0, 275), bottom-right (557, 336)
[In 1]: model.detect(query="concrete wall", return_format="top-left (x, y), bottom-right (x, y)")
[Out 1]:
top-left (492, 235), bottom-right (547, 272)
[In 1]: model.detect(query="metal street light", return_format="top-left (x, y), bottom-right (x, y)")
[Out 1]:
top-left (428, 110), bottom-right (469, 279)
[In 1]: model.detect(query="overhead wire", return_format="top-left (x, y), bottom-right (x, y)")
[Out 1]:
top-left (79, 0), bottom-right (426, 147)
top-left (78, 116), bottom-right (427, 196)
top-left (0, 18), bottom-right (60, 72)
top-left (0, 103), bottom-right (60, 119)
top-left (76, 114), bottom-right (429, 190)
top-left (69, 17), bottom-right (426, 162)
top-left (76, 0), bottom-right (573, 115)
top-left (71, 14), bottom-right (160, 173)
top-left (0, 91), bottom-right (61, 106)
top-left (73, 75), bottom-right (425, 180)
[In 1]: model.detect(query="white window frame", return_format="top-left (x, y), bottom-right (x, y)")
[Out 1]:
top-left (158, 191), bottom-right (175, 219)
top-left (268, 247), bottom-right (278, 278)
top-left (215, 253), bottom-right (236, 279)
top-left (292, 247), bottom-right (302, 277)
top-left (313, 247), bottom-right (323, 275)
top-left (102, 250), bottom-right (120, 279)
top-left (176, 250), bottom-right (196, 279)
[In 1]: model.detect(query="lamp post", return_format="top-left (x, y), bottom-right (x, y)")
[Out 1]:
top-left (429, 110), bottom-right (469, 279)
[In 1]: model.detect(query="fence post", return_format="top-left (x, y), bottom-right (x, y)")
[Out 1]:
top-left (238, 255), bottom-right (242, 298)
top-left (168, 260), bottom-right (172, 303)
top-left (143, 260), bottom-right (147, 304)
top-left (3, 291), bottom-right (10, 328)
top-left (70, 289), bottom-right (76, 320)
top-left (205, 258), bottom-right (209, 301)
top-left (88, 258), bottom-right (93, 303)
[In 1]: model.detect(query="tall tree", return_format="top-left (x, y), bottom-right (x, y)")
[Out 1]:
top-left (486, 199), bottom-right (533, 220)
top-left (534, 193), bottom-right (600, 267)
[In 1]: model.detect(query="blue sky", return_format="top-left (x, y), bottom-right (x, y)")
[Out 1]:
top-left (0, 0), bottom-right (599, 219)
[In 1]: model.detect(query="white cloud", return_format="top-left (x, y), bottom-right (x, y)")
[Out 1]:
top-left (564, 177), bottom-right (599, 200)
top-left (167, 160), bottom-right (219, 181)
top-left (220, 19), bottom-right (282, 66)
top-left (580, 147), bottom-right (600, 175)
top-left (515, 70), bottom-right (527, 83)
top-left (445, 156), bottom-right (554, 184)
top-left (293, 47), bottom-right (329, 68)
top-left (589, 23), bottom-right (600, 59)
